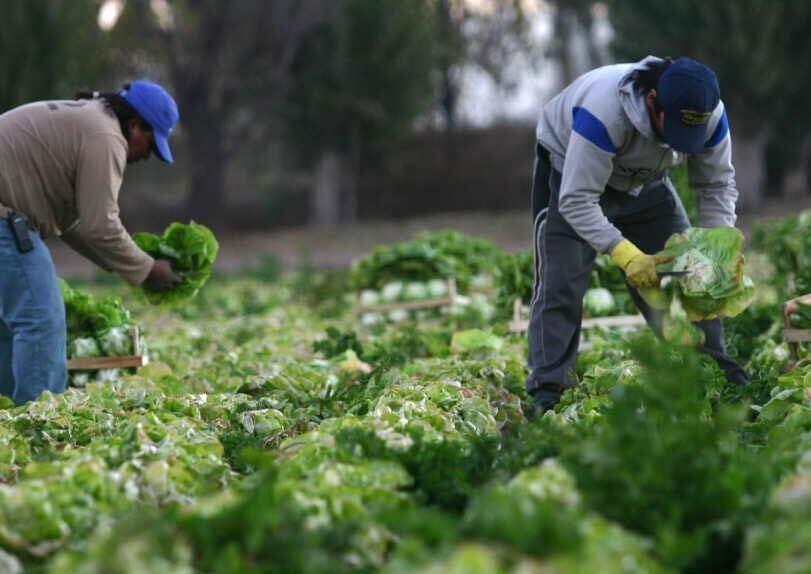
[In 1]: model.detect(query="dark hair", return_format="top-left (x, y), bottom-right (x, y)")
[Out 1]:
top-left (633, 57), bottom-right (674, 112)
top-left (75, 84), bottom-right (152, 139)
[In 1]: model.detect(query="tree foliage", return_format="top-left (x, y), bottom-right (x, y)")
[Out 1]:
top-left (284, 0), bottom-right (438, 158)
top-left (0, 0), bottom-right (110, 113)
top-left (607, 0), bottom-right (811, 188)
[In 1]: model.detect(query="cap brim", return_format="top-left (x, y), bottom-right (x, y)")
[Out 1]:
top-left (663, 113), bottom-right (707, 154)
top-left (153, 132), bottom-right (174, 164)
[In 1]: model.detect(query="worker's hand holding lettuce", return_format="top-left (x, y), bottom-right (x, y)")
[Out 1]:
top-left (610, 227), bottom-right (755, 344)
top-left (134, 221), bottom-right (219, 305)
top-left (610, 239), bottom-right (674, 288)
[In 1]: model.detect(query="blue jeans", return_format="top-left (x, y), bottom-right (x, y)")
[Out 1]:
top-left (0, 220), bottom-right (66, 404)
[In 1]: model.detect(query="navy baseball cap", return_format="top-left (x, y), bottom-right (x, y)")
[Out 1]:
top-left (656, 58), bottom-right (720, 154)
top-left (120, 80), bottom-right (179, 163)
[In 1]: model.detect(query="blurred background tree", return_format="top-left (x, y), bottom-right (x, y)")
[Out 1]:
top-left (434, 0), bottom-right (535, 133)
top-left (3, 0), bottom-right (811, 242)
top-left (110, 0), bottom-right (330, 224)
top-left (608, 0), bottom-right (811, 198)
top-left (0, 0), bottom-right (111, 111)
top-left (282, 0), bottom-right (438, 226)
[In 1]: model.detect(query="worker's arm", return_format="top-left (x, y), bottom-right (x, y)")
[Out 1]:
top-left (687, 101), bottom-right (738, 228)
top-left (558, 108), bottom-right (672, 287)
top-left (60, 221), bottom-right (112, 271)
top-left (71, 133), bottom-right (154, 285)
top-left (557, 107), bottom-right (624, 253)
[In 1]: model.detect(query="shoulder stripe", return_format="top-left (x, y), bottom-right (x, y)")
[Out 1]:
top-left (572, 106), bottom-right (616, 153)
top-left (705, 109), bottom-right (729, 148)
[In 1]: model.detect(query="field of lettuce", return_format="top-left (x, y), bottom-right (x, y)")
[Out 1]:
top-left (3, 212), bottom-right (811, 574)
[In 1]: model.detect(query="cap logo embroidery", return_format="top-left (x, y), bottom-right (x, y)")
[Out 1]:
top-left (680, 109), bottom-right (712, 126)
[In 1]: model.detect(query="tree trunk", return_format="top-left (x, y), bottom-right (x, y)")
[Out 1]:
top-left (184, 122), bottom-right (227, 227)
top-left (578, 10), bottom-right (606, 69)
top-left (311, 150), bottom-right (343, 226)
top-left (311, 149), bottom-right (359, 226)
top-left (554, 6), bottom-right (577, 88)
top-left (731, 131), bottom-right (766, 212)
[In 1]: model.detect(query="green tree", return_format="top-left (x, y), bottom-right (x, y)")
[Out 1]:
top-left (283, 0), bottom-right (439, 225)
top-left (434, 0), bottom-right (535, 131)
top-left (111, 0), bottom-right (330, 225)
top-left (0, 0), bottom-right (110, 113)
top-left (607, 0), bottom-right (811, 195)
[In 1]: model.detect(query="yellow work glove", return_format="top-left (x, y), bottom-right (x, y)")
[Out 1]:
top-left (610, 239), bottom-right (674, 288)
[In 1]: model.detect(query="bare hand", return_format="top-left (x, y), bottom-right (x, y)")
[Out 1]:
top-left (144, 260), bottom-right (183, 292)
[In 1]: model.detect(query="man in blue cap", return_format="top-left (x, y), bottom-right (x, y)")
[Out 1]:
top-left (0, 80), bottom-right (182, 404)
top-left (527, 56), bottom-right (748, 413)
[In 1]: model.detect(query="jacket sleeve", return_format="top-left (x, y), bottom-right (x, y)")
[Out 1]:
top-left (687, 104), bottom-right (738, 228)
top-left (60, 221), bottom-right (112, 271)
top-left (72, 134), bottom-right (154, 285)
top-left (557, 107), bottom-right (624, 253)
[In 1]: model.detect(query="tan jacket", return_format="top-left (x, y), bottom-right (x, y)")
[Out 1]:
top-left (0, 99), bottom-right (153, 284)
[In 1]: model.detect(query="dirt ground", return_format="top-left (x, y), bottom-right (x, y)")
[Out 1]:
top-left (49, 196), bottom-right (811, 281)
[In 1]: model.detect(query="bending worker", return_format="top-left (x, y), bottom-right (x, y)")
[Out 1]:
top-left (0, 80), bottom-right (183, 404)
top-left (528, 56), bottom-right (749, 413)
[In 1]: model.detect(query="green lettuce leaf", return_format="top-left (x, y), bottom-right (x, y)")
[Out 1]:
top-left (134, 222), bottom-right (219, 306)
top-left (639, 228), bottom-right (755, 343)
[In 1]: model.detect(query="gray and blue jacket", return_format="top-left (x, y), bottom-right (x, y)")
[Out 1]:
top-left (536, 55), bottom-right (737, 253)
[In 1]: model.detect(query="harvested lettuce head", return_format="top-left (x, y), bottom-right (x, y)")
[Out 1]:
top-left (70, 372), bottom-right (93, 388)
top-left (134, 222), bottom-right (219, 306)
top-left (70, 337), bottom-right (102, 359)
top-left (584, 287), bottom-right (615, 316)
top-left (639, 227), bottom-right (754, 327)
top-left (98, 327), bottom-right (133, 357)
top-left (60, 280), bottom-right (131, 337)
top-left (671, 250), bottom-right (717, 296)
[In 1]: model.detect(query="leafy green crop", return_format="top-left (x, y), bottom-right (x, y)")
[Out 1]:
top-left (0, 227), bottom-right (807, 574)
top-left (60, 280), bottom-right (131, 340)
top-left (751, 210), bottom-right (811, 298)
top-left (134, 222), bottom-right (219, 305)
top-left (350, 230), bottom-right (500, 292)
top-left (638, 227), bottom-right (755, 344)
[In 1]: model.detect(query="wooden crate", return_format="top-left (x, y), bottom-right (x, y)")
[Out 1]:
top-left (67, 326), bottom-right (149, 371)
top-left (783, 296), bottom-right (811, 362)
top-left (507, 298), bottom-right (647, 350)
top-left (354, 277), bottom-right (459, 316)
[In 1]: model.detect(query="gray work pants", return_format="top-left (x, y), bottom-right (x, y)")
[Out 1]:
top-left (526, 145), bottom-right (748, 393)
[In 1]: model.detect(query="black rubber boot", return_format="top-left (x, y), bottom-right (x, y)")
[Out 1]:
top-left (529, 382), bottom-right (565, 417)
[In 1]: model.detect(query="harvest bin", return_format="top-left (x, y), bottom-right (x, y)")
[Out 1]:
top-left (783, 296), bottom-right (811, 362)
top-left (67, 326), bottom-right (149, 371)
top-left (353, 277), bottom-right (459, 316)
top-left (507, 298), bottom-right (647, 350)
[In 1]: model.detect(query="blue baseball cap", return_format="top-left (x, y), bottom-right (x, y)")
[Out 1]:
top-left (120, 80), bottom-right (179, 163)
top-left (656, 58), bottom-right (720, 154)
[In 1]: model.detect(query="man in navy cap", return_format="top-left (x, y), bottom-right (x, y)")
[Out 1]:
top-left (527, 56), bottom-right (748, 413)
top-left (0, 80), bottom-right (182, 404)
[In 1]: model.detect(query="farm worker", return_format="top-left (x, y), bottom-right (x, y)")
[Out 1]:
top-left (0, 81), bottom-right (182, 405)
top-left (527, 56), bottom-right (749, 413)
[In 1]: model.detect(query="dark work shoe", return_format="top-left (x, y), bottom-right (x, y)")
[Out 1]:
top-left (528, 383), bottom-right (565, 417)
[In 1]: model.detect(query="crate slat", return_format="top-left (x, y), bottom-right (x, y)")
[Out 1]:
top-left (783, 328), bottom-right (811, 343)
top-left (67, 326), bottom-right (148, 371)
top-left (582, 315), bottom-right (648, 329)
top-left (68, 355), bottom-right (148, 370)
top-left (354, 278), bottom-right (459, 316)
top-left (507, 298), bottom-right (646, 335)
